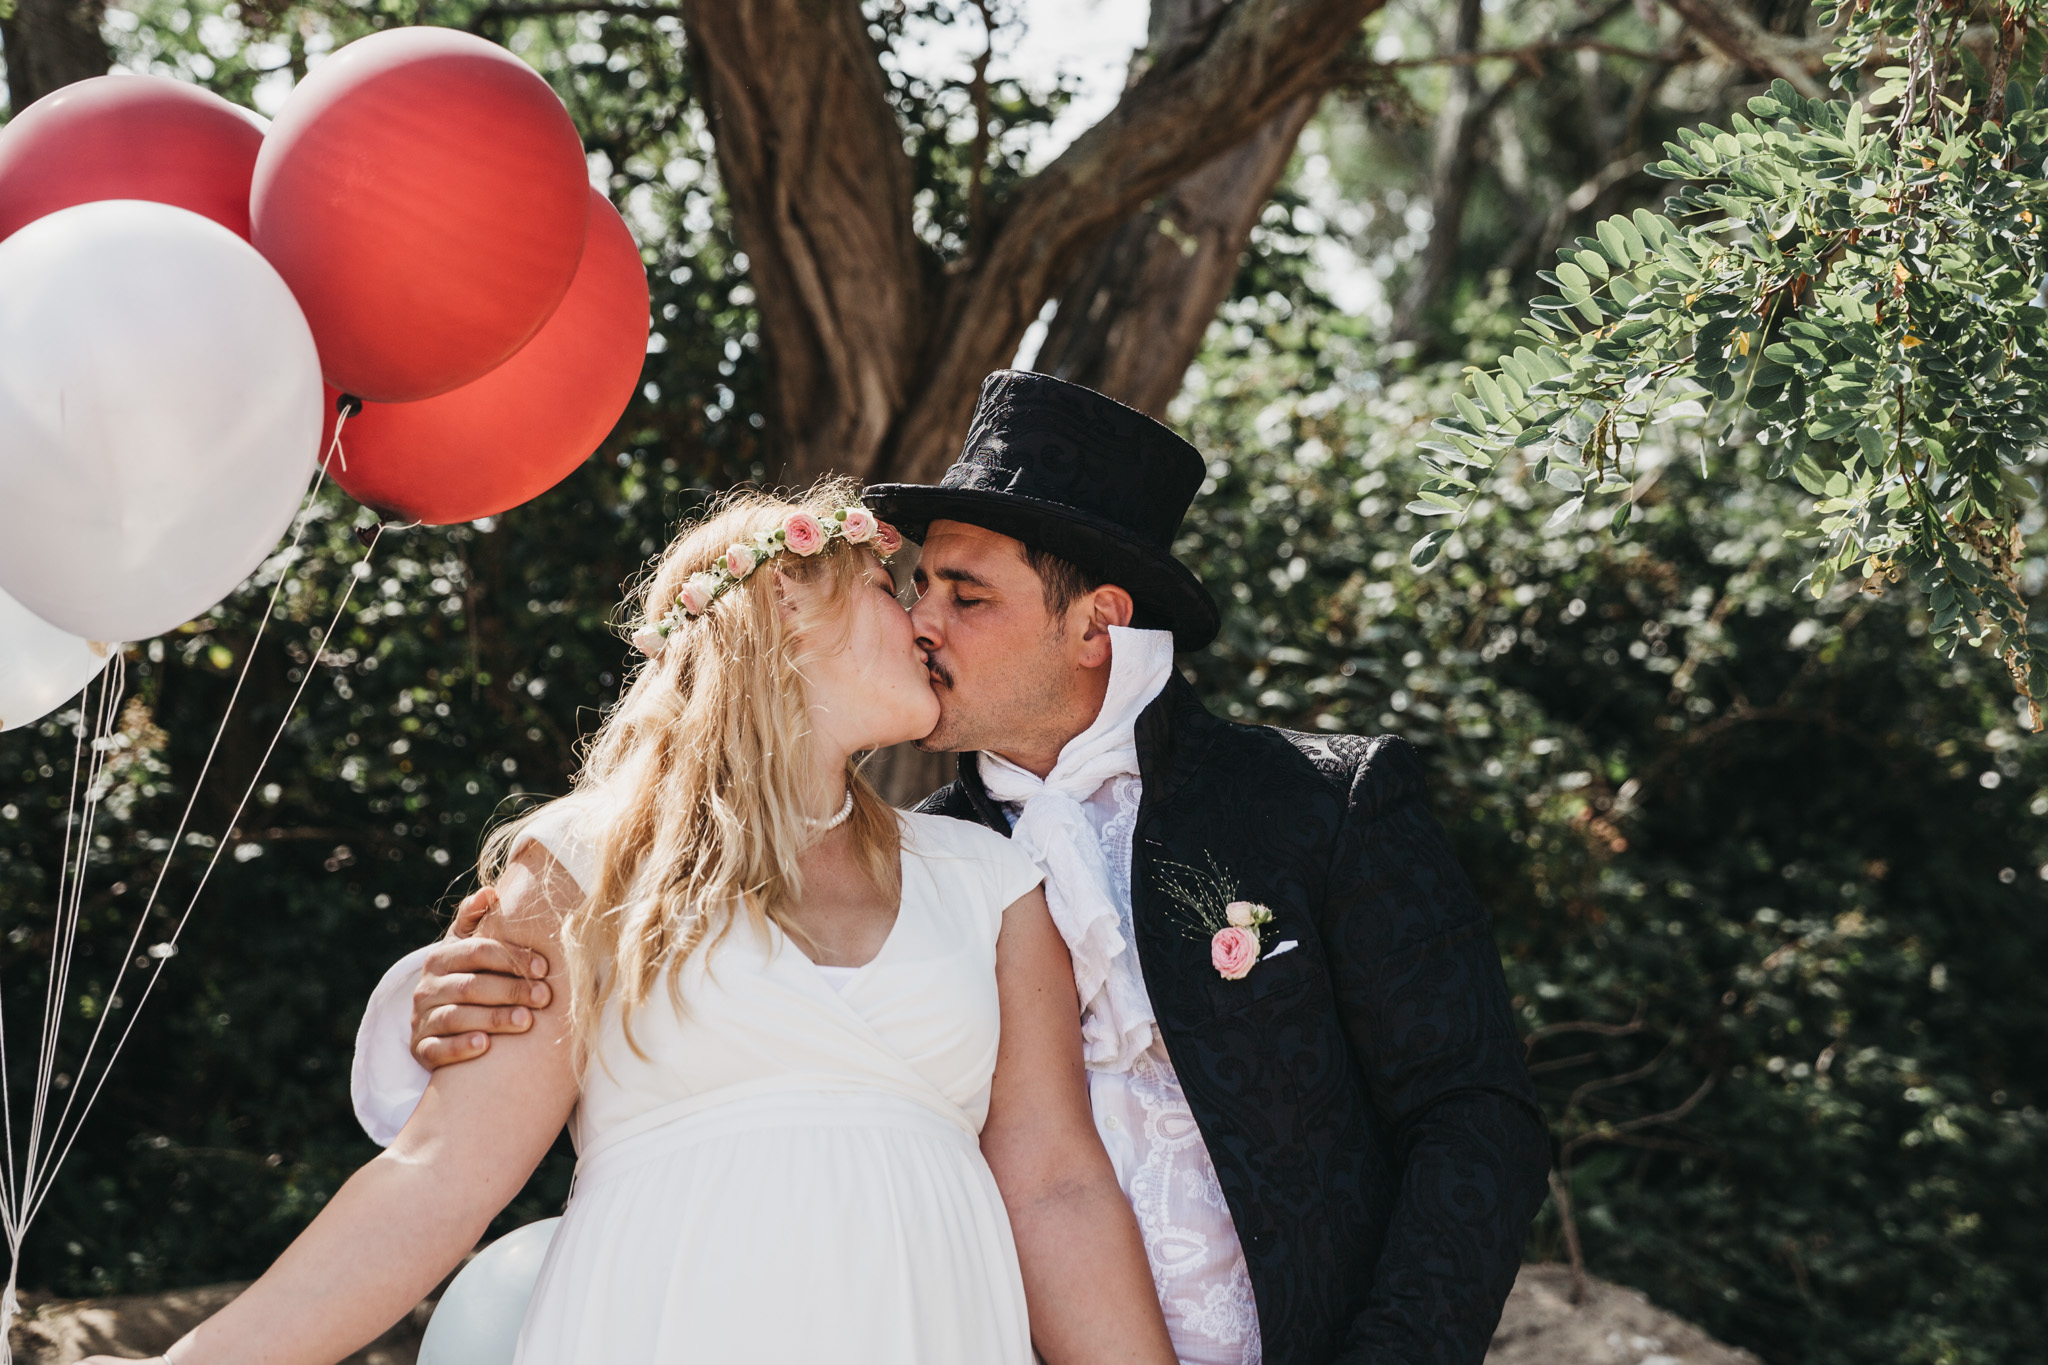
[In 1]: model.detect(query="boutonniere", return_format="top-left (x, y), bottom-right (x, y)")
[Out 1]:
top-left (1156, 855), bottom-right (1298, 981)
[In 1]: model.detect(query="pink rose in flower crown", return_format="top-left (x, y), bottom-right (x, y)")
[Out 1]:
top-left (724, 542), bottom-right (759, 578)
top-left (782, 512), bottom-right (826, 556)
top-left (872, 520), bottom-right (903, 557)
top-left (841, 507), bottom-right (877, 544)
top-left (631, 625), bottom-right (667, 658)
top-left (677, 572), bottom-right (719, 616)
top-left (1211, 926), bottom-right (1259, 980)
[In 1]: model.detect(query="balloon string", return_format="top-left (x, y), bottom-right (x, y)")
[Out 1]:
top-left (18, 661), bottom-right (121, 1222)
top-left (322, 398), bottom-right (358, 475)
top-left (18, 672), bottom-right (93, 1220)
top-left (1, 656), bottom-right (123, 1344)
top-left (23, 527), bottom-right (384, 1232)
top-left (10, 466), bottom-right (332, 1239)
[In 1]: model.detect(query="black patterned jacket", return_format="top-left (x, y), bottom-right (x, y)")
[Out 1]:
top-left (917, 675), bottom-right (1549, 1365)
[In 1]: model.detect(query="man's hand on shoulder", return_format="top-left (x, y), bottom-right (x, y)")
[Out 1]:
top-left (410, 886), bottom-right (552, 1069)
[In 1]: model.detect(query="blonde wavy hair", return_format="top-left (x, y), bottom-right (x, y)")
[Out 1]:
top-left (478, 477), bottom-right (902, 1059)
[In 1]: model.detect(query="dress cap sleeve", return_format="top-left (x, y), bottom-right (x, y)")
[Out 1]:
top-left (506, 799), bottom-right (599, 894)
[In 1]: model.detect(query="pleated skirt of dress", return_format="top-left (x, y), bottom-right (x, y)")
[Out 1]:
top-left (513, 1089), bottom-right (1034, 1365)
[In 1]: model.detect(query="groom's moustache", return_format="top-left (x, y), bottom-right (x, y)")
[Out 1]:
top-left (926, 660), bottom-right (954, 690)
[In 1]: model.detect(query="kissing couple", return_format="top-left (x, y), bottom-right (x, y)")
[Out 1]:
top-left (94, 373), bottom-right (1549, 1365)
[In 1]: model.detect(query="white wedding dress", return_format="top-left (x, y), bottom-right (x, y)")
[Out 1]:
top-left (499, 804), bottom-right (1044, 1364)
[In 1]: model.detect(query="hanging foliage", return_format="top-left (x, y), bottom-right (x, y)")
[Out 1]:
top-left (1413, 3), bottom-right (2048, 721)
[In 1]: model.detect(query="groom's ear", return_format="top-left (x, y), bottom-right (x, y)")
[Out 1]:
top-left (1072, 584), bottom-right (1135, 668)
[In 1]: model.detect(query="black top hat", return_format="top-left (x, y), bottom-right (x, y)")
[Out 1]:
top-left (865, 371), bottom-right (1220, 650)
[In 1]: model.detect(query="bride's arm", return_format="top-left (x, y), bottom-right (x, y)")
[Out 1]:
top-left (105, 846), bottom-right (580, 1365)
top-left (981, 886), bottom-right (1177, 1365)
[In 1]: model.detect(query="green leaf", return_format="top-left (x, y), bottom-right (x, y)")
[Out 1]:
top-left (1419, 440), bottom-right (1492, 468)
top-left (1792, 454), bottom-right (1829, 494)
top-left (1556, 260), bottom-right (1592, 293)
top-left (1472, 371), bottom-right (1512, 421)
top-left (1409, 528), bottom-right (1453, 567)
top-left (1453, 393), bottom-right (1492, 435)
top-left (1545, 496), bottom-right (1586, 530)
top-left (1406, 500), bottom-right (1457, 517)
top-left (1596, 217), bottom-right (1633, 265)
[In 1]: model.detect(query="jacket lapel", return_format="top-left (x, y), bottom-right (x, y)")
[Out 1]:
top-left (952, 752), bottom-right (1013, 835)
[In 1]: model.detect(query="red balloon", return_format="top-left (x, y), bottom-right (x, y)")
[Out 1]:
top-left (0, 76), bottom-right (264, 244)
top-left (324, 189), bottom-right (649, 525)
top-left (252, 27), bottom-right (590, 403)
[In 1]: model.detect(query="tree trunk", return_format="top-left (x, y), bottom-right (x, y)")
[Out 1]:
top-left (1392, 0), bottom-right (1486, 343)
top-left (1, 0), bottom-right (108, 112)
top-left (682, 0), bottom-right (1381, 492)
top-left (1034, 0), bottom-right (1319, 417)
top-left (678, 0), bottom-right (932, 482)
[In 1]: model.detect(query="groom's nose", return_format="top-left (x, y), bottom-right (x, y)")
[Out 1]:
top-left (908, 595), bottom-right (942, 653)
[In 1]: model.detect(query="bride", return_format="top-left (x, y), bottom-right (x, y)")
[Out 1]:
top-left (93, 480), bottom-right (1177, 1365)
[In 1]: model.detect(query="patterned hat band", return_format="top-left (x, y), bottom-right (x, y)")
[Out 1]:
top-left (630, 505), bottom-right (902, 658)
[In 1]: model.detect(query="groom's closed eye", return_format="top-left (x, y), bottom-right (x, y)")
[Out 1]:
top-left (932, 566), bottom-right (996, 605)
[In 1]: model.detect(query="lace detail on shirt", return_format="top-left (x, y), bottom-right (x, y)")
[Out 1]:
top-left (1102, 1048), bottom-right (1262, 1365)
top-left (1101, 772), bottom-right (1142, 949)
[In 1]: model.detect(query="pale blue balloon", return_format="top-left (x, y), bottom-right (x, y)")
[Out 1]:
top-left (418, 1217), bottom-right (561, 1365)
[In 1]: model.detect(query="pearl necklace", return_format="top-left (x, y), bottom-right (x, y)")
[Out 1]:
top-left (811, 788), bottom-right (855, 834)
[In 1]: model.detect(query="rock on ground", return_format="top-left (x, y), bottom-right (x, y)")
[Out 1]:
top-left (1489, 1265), bottom-right (1764, 1365)
top-left (9, 1263), bottom-right (1760, 1363)
top-left (6, 1284), bottom-right (428, 1364)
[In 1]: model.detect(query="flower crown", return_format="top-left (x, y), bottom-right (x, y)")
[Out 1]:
top-left (631, 504), bottom-right (902, 658)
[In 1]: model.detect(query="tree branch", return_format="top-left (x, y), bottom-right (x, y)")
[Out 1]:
top-left (1328, 36), bottom-right (1680, 79)
top-left (964, 0), bottom-right (997, 262)
top-left (681, 0), bottom-right (931, 482)
top-left (1658, 0), bottom-right (1829, 100)
top-left (466, 0), bottom-right (685, 24)
top-left (1, 0), bottom-right (109, 111)
top-left (881, 0), bottom-right (1383, 482)
top-left (1032, 0), bottom-right (1317, 417)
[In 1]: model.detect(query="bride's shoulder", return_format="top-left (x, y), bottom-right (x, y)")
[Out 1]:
top-left (502, 797), bottom-right (601, 897)
top-left (897, 810), bottom-right (1043, 907)
top-left (897, 807), bottom-right (1003, 853)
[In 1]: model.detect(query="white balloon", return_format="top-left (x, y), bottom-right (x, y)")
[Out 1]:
top-left (418, 1217), bottom-right (560, 1365)
top-left (0, 200), bottom-right (321, 643)
top-left (0, 585), bottom-right (113, 732)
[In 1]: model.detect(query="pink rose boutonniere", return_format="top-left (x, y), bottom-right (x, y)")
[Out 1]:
top-left (1211, 925), bottom-right (1260, 980)
top-left (782, 511), bottom-right (826, 555)
top-left (1211, 901), bottom-right (1273, 979)
top-left (1159, 857), bottom-right (1291, 981)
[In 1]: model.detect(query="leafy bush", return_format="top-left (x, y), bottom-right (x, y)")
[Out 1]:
top-left (1178, 304), bottom-right (2048, 1364)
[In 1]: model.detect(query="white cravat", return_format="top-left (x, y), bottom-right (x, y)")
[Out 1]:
top-left (977, 625), bottom-right (1174, 1073)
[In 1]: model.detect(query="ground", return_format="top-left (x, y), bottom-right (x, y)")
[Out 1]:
top-left (7, 1262), bottom-right (1762, 1363)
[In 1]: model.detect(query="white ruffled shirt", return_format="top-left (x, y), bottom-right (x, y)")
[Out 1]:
top-left (980, 628), bottom-right (1260, 1365)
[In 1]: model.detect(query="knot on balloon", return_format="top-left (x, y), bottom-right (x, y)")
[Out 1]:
top-left (335, 392), bottom-right (365, 419)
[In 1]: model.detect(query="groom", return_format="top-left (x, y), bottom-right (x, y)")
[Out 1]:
top-left (356, 372), bottom-right (1548, 1364)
